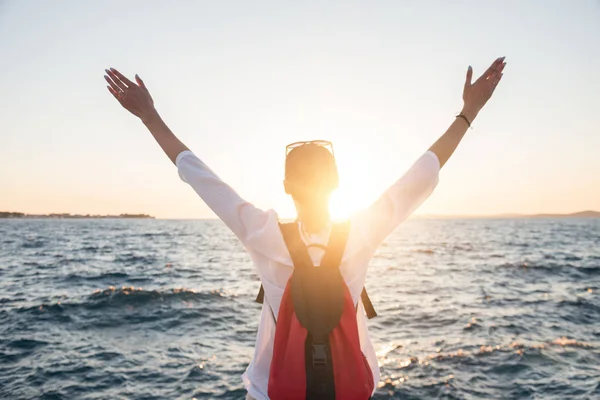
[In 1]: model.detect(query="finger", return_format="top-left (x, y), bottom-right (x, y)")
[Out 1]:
top-left (495, 72), bottom-right (504, 86)
top-left (104, 74), bottom-right (124, 93)
top-left (489, 62), bottom-right (506, 82)
top-left (106, 85), bottom-right (123, 103)
top-left (464, 65), bottom-right (473, 91)
top-left (107, 70), bottom-right (130, 90)
top-left (105, 70), bottom-right (127, 91)
top-left (482, 57), bottom-right (505, 80)
top-left (109, 68), bottom-right (134, 87)
top-left (135, 74), bottom-right (147, 90)
top-left (487, 69), bottom-right (501, 83)
top-left (488, 61), bottom-right (506, 79)
top-left (491, 73), bottom-right (504, 92)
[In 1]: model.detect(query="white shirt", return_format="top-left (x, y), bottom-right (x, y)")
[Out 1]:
top-left (176, 149), bottom-right (440, 400)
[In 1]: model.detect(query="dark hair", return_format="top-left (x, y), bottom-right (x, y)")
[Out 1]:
top-left (285, 143), bottom-right (338, 189)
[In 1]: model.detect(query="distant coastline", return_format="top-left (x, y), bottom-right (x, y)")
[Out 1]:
top-left (416, 210), bottom-right (600, 219)
top-left (0, 212), bottom-right (154, 219)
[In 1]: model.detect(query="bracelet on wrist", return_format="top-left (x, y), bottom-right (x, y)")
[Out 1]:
top-left (456, 112), bottom-right (472, 128)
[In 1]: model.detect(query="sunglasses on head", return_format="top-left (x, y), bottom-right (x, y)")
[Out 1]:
top-left (285, 140), bottom-right (334, 156)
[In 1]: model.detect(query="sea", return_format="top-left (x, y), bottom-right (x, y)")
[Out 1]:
top-left (1, 218), bottom-right (599, 399)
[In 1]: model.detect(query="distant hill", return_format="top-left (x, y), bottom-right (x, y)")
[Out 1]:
top-left (0, 212), bottom-right (154, 219)
top-left (527, 211), bottom-right (600, 218)
top-left (416, 210), bottom-right (600, 219)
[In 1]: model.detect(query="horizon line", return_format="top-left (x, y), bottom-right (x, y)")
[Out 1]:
top-left (1, 210), bottom-right (599, 220)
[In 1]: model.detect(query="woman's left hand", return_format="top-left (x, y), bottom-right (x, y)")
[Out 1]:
top-left (462, 57), bottom-right (506, 120)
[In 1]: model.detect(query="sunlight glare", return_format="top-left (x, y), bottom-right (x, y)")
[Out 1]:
top-left (329, 154), bottom-right (380, 220)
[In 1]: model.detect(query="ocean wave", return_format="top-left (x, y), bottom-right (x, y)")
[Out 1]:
top-left (377, 336), bottom-right (596, 376)
top-left (114, 254), bottom-right (158, 266)
top-left (564, 255), bottom-right (583, 261)
top-left (452, 244), bottom-right (474, 252)
top-left (21, 240), bottom-right (46, 249)
top-left (78, 245), bottom-right (112, 253)
top-left (51, 257), bottom-right (87, 267)
top-left (557, 298), bottom-right (600, 322)
top-left (498, 261), bottom-right (600, 276)
top-left (15, 287), bottom-right (233, 315)
top-left (414, 249), bottom-right (435, 254)
top-left (5, 338), bottom-right (50, 350)
top-left (140, 232), bottom-right (172, 238)
top-left (23, 261), bottom-right (40, 267)
top-left (376, 351), bottom-right (564, 398)
top-left (65, 272), bottom-right (130, 282)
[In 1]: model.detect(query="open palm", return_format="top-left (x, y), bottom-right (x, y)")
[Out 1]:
top-left (104, 68), bottom-right (156, 122)
top-left (463, 57), bottom-right (506, 116)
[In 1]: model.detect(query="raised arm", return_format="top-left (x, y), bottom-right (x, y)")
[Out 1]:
top-left (104, 68), bottom-right (275, 247)
top-left (429, 57), bottom-right (506, 168)
top-left (351, 57), bottom-right (506, 250)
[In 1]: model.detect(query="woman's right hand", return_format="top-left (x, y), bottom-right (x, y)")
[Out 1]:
top-left (104, 68), bottom-right (157, 123)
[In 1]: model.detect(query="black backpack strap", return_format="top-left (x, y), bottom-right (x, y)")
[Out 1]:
top-left (254, 284), bottom-right (277, 324)
top-left (255, 221), bottom-right (310, 305)
top-left (279, 221), bottom-right (313, 270)
top-left (255, 285), bottom-right (265, 304)
top-left (255, 223), bottom-right (306, 324)
top-left (360, 287), bottom-right (377, 319)
top-left (323, 222), bottom-right (377, 319)
top-left (320, 221), bottom-right (350, 269)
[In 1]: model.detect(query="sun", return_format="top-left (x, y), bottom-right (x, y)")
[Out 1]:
top-left (330, 190), bottom-right (360, 220)
top-left (328, 159), bottom-right (379, 220)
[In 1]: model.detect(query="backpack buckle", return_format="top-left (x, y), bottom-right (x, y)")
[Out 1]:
top-left (312, 343), bottom-right (328, 367)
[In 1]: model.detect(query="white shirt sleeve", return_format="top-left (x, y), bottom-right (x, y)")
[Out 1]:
top-left (175, 150), bottom-right (279, 249)
top-left (350, 150), bottom-right (440, 252)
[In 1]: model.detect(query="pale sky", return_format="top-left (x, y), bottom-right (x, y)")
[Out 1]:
top-left (1, 0), bottom-right (599, 218)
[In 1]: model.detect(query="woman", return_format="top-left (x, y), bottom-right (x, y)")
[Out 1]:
top-left (104, 56), bottom-right (505, 399)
